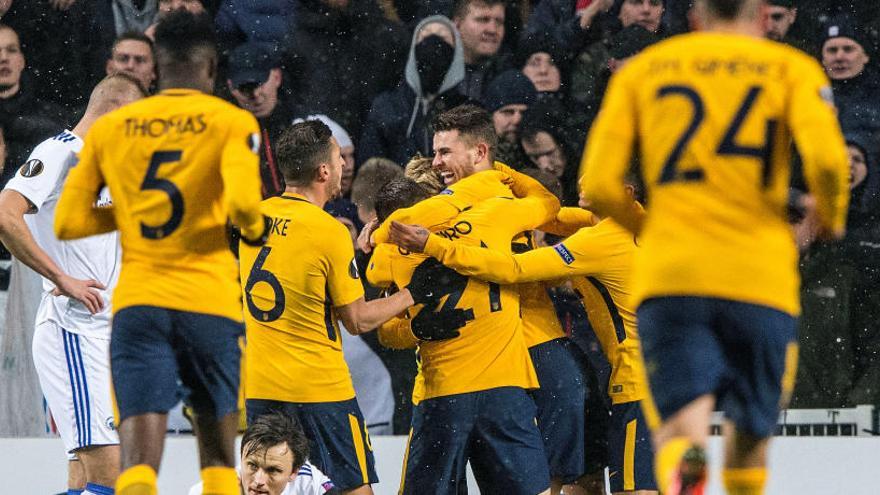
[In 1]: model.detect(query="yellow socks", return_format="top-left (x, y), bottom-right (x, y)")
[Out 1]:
top-left (116, 464), bottom-right (157, 495)
top-left (655, 437), bottom-right (694, 493)
top-left (723, 467), bottom-right (767, 495)
top-left (201, 466), bottom-right (239, 495)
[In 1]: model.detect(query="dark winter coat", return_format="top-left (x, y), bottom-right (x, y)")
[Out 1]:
top-left (1, 82), bottom-right (68, 188)
top-left (832, 66), bottom-right (880, 140)
top-left (216, 0), bottom-right (297, 52)
top-left (283, 0), bottom-right (408, 139)
top-left (358, 15), bottom-right (468, 166)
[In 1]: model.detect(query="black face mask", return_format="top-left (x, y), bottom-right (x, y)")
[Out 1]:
top-left (415, 34), bottom-right (454, 95)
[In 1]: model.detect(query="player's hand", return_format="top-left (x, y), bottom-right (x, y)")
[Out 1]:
top-left (406, 258), bottom-right (466, 305)
top-left (357, 219), bottom-right (379, 254)
top-left (51, 275), bottom-right (105, 314)
top-left (411, 310), bottom-right (466, 341)
top-left (578, 0), bottom-right (614, 29)
top-left (389, 221), bottom-right (430, 253)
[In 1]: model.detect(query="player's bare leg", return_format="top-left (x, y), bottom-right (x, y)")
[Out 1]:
top-left (118, 413), bottom-right (168, 471)
top-left (115, 413), bottom-right (167, 495)
top-left (192, 411), bottom-right (239, 468)
top-left (76, 444), bottom-right (121, 488)
top-left (721, 422), bottom-right (770, 495)
top-left (192, 411), bottom-right (241, 495)
top-left (68, 459), bottom-right (85, 492)
top-left (652, 394), bottom-right (714, 495)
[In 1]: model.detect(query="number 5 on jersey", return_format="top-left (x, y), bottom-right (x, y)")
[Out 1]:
top-left (140, 150), bottom-right (184, 239)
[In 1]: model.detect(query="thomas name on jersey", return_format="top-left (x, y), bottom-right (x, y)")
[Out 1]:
top-left (124, 114), bottom-right (208, 137)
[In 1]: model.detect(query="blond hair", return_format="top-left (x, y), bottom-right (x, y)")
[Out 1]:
top-left (404, 155), bottom-right (444, 195)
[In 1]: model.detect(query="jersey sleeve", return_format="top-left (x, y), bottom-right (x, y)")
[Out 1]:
top-left (326, 221), bottom-right (365, 308)
top-left (786, 56), bottom-right (850, 235)
top-left (578, 66), bottom-right (642, 233)
top-left (220, 110), bottom-right (265, 240)
top-left (365, 245), bottom-right (395, 288)
top-left (4, 140), bottom-right (66, 212)
top-left (540, 207), bottom-right (599, 236)
top-left (377, 314), bottom-right (419, 350)
top-left (372, 171), bottom-right (511, 244)
top-left (497, 194), bottom-right (561, 238)
top-left (424, 222), bottom-right (613, 284)
top-left (54, 123), bottom-right (117, 240)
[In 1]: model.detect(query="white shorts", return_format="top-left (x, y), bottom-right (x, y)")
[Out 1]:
top-left (32, 320), bottom-right (118, 456)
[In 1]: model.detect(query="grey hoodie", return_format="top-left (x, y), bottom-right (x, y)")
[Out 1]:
top-left (403, 15), bottom-right (466, 137)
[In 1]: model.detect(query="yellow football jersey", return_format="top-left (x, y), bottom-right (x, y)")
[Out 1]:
top-left (55, 89), bottom-right (264, 321)
top-left (369, 193), bottom-right (560, 400)
top-left (423, 214), bottom-right (647, 403)
top-left (511, 233), bottom-right (566, 348)
top-left (371, 168), bottom-right (513, 245)
top-left (240, 193), bottom-right (365, 403)
top-left (580, 33), bottom-right (849, 316)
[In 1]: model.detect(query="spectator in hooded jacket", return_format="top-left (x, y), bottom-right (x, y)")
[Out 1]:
top-left (519, 100), bottom-right (583, 206)
top-left (358, 15), bottom-right (468, 167)
top-left (820, 16), bottom-right (880, 141)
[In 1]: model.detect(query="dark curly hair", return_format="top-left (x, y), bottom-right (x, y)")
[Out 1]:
top-left (242, 412), bottom-right (310, 472)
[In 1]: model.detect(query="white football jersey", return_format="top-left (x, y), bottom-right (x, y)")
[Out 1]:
top-left (4, 130), bottom-right (120, 338)
top-left (188, 461), bottom-right (335, 495)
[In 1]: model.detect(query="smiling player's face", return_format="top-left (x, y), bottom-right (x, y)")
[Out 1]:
top-left (432, 130), bottom-right (478, 186)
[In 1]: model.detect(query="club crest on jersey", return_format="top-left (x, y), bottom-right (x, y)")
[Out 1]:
top-left (19, 159), bottom-right (44, 178)
top-left (248, 133), bottom-right (261, 154)
top-left (349, 258), bottom-right (360, 279)
top-left (553, 243), bottom-right (575, 265)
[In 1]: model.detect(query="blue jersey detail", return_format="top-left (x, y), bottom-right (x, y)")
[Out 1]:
top-left (553, 243), bottom-right (575, 265)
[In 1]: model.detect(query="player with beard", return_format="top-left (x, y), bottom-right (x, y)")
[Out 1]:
top-left (238, 120), bottom-right (436, 495)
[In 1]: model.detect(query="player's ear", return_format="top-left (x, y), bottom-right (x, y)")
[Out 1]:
top-left (475, 141), bottom-right (489, 163)
top-left (316, 162), bottom-right (330, 183)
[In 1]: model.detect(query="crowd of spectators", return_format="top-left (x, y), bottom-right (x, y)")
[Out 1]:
top-left (1, 0), bottom-right (879, 430)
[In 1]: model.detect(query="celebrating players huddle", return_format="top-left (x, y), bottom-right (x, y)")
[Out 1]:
top-left (5, 0), bottom-right (851, 494)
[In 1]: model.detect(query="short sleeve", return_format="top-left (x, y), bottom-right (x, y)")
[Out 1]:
top-left (326, 220), bottom-right (365, 307)
top-left (4, 139), bottom-right (69, 212)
